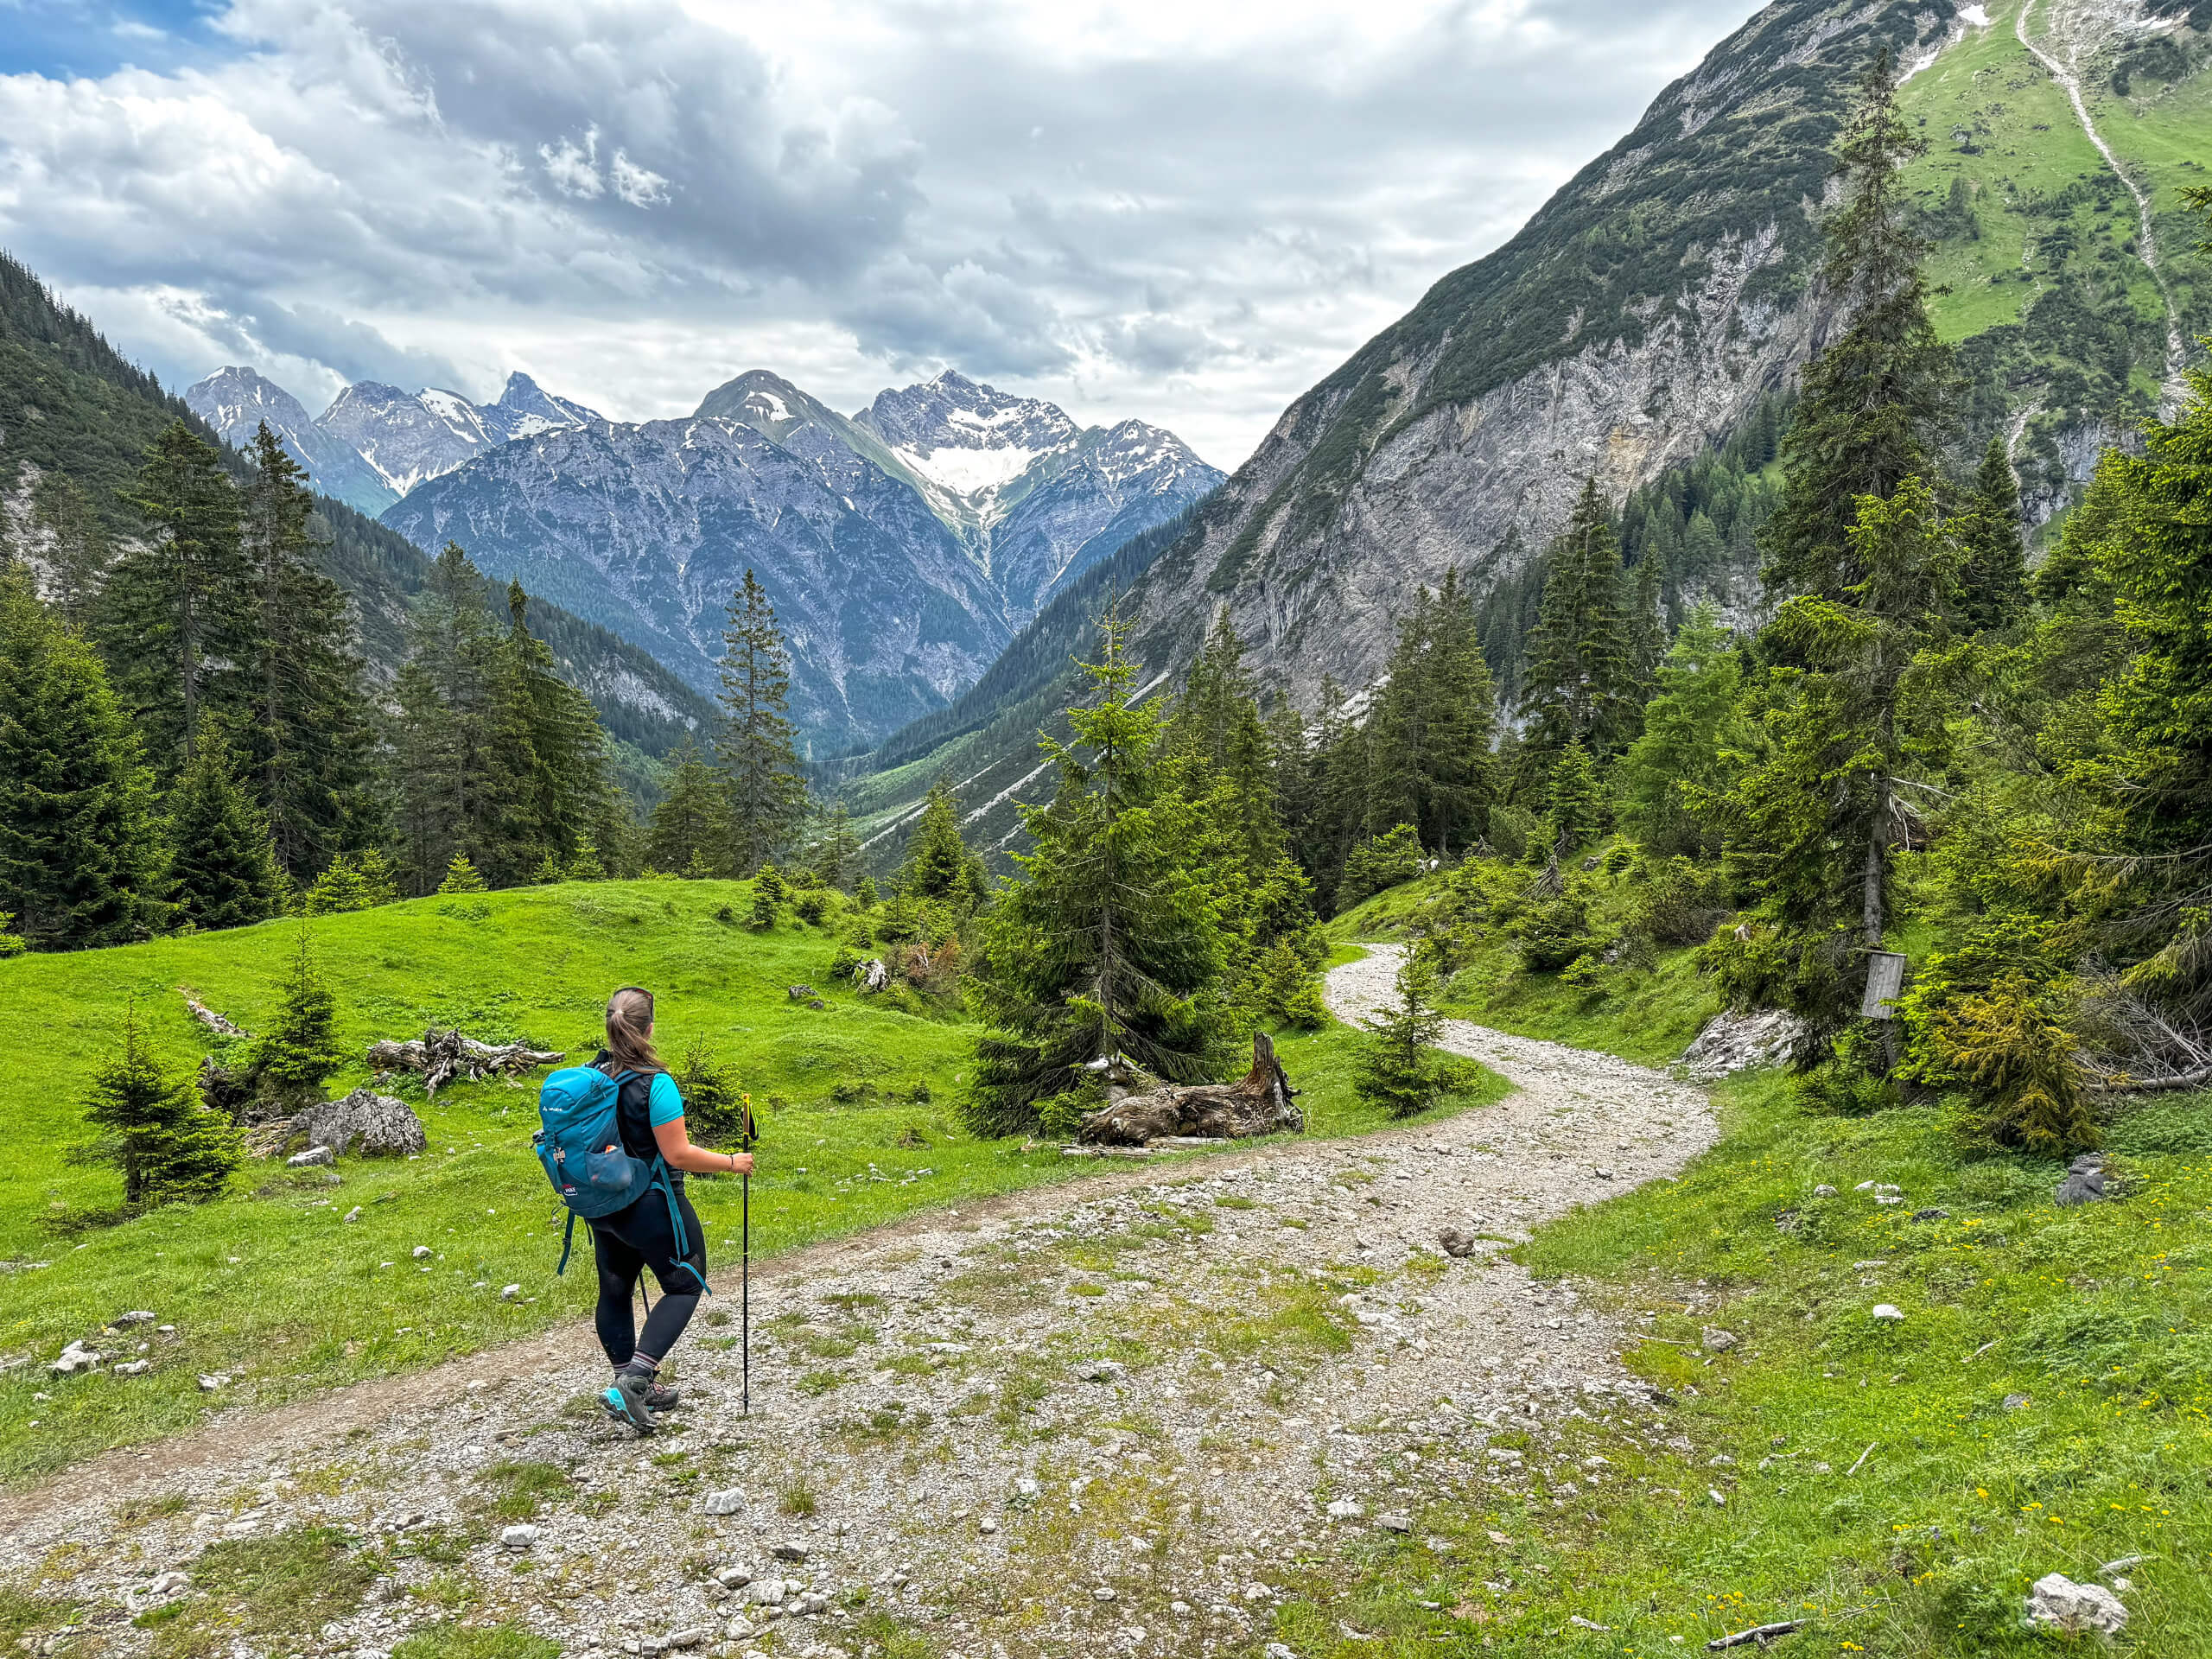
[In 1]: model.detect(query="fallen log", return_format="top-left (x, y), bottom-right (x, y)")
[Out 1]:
top-left (365, 1028), bottom-right (565, 1098)
top-left (1076, 1033), bottom-right (1302, 1147)
top-left (1706, 1620), bottom-right (1802, 1650)
top-left (180, 988), bottom-right (251, 1039)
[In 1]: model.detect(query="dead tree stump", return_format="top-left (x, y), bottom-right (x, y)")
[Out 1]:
top-left (1075, 1033), bottom-right (1303, 1147)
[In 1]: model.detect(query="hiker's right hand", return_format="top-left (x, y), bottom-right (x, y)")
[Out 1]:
top-left (727, 1152), bottom-right (753, 1176)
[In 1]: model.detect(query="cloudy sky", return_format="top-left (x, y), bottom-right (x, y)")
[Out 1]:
top-left (0, 0), bottom-right (1761, 468)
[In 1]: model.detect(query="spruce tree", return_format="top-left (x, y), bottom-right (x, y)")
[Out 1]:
top-left (253, 931), bottom-right (344, 1109)
top-left (1720, 477), bottom-right (1958, 1061)
top-left (1519, 479), bottom-right (1637, 762)
top-left (165, 730), bottom-right (283, 931)
top-left (99, 421), bottom-right (251, 776)
top-left (486, 579), bottom-right (613, 884)
top-left (963, 611), bottom-right (1230, 1136)
top-left (1629, 552), bottom-right (1666, 688)
top-left (237, 423), bottom-right (378, 880)
top-left (1761, 50), bottom-right (1953, 603)
top-left (1615, 602), bottom-right (1744, 857)
top-left (899, 779), bottom-right (989, 912)
top-left (0, 563), bottom-right (161, 948)
top-left (646, 739), bottom-right (729, 875)
top-left (1351, 952), bottom-right (1452, 1119)
top-left (29, 473), bottom-right (108, 633)
top-left (82, 1007), bottom-right (243, 1207)
top-left (810, 802), bottom-right (863, 891)
top-left (716, 570), bottom-right (809, 872)
top-left (393, 544), bottom-right (499, 893)
top-left (1954, 435), bottom-right (2028, 632)
top-left (438, 852), bottom-right (488, 893)
top-left (1544, 739), bottom-right (1605, 852)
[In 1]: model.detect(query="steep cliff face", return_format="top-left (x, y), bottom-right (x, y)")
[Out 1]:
top-left (849, 0), bottom-right (2212, 856)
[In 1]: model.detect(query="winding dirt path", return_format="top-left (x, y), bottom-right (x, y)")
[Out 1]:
top-left (5, 950), bottom-right (1713, 1659)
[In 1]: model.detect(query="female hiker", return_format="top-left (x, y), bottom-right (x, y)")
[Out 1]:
top-left (588, 985), bottom-right (751, 1433)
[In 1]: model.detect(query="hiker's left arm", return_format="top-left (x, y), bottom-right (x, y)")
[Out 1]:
top-left (649, 1074), bottom-right (754, 1175)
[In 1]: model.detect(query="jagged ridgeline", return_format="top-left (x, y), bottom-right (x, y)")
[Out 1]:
top-left (0, 251), bottom-right (716, 758)
top-left (847, 0), bottom-right (2209, 852)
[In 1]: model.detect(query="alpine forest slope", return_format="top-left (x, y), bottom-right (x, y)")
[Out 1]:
top-left (0, 252), bottom-right (715, 754)
top-left (381, 369), bottom-right (1221, 755)
top-left (846, 0), bottom-right (2211, 853)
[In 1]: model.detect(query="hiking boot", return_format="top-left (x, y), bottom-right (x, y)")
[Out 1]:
top-left (642, 1380), bottom-right (680, 1412)
top-left (600, 1370), bottom-right (658, 1435)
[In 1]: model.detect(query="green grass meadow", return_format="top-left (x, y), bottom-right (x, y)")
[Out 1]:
top-left (0, 880), bottom-right (1484, 1487)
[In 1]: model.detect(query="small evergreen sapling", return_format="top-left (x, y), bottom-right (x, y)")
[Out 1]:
top-left (437, 853), bottom-right (488, 894)
top-left (254, 931), bottom-right (345, 1109)
top-left (1353, 954), bottom-right (1452, 1119)
top-left (81, 1005), bottom-right (243, 1207)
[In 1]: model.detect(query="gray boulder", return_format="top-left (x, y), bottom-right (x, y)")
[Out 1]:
top-left (1678, 1009), bottom-right (1808, 1081)
top-left (2055, 1154), bottom-right (2107, 1207)
top-left (2025, 1573), bottom-right (2126, 1636)
top-left (294, 1090), bottom-right (427, 1158)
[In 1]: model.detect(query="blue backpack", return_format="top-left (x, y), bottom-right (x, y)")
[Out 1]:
top-left (533, 1063), bottom-right (707, 1288)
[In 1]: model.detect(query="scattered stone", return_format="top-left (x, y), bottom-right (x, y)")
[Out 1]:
top-left (115, 1310), bottom-right (157, 1326)
top-left (786, 984), bottom-right (816, 1001)
top-left (1437, 1228), bottom-right (1478, 1258)
top-left (2055, 1155), bottom-right (2107, 1207)
top-left (1092, 1587), bottom-right (1117, 1602)
top-left (49, 1341), bottom-right (104, 1376)
top-left (703, 1489), bottom-right (745, 1516)
top-left (1375, 1512), bottom-right (1412, 1533)
top-left (1014, 1477), bottom-right (1039, 1502)
top-left (2025, 1573), bottom-right (2126, 1637)
top-left (1264, 1644), bottom-right (1299, 1659)
top-left (1812, 1184), bottom-right (1837, 1197)
top-left (2100, 1555), bottom-right (2145, 1577)
top-left (343, 1207), bottom-right (363, 1224)
top-left (2003, 1393), bottom-right (2031, 1411)
top-left (499, 1524), bottom-right (540, 1550)
top-left (1871, 1305), bottom-right (1904, 1322)
top-left (1678, 1008), bottom-right (1807, 1080)
top-left (1073, 1359), bottom-right (1126, 1383)
top-left (978, 1516), bottom-right (998, 1534)
top-left (1910, 1208), bottom-right (1948, 1223)
top-left (500, 1284), bottom-right (522, 1300)
top-left (1325, 1498), bottom-right (1363, 1519)
top-left (286, 1146), bottom-right (336, 1168)
top-left (198, 1373), bottom-right (229, 1391)
top-left (1569, 1616), bottom-right (1611, 1632)
top-left (771, 1541), bottom-right (809, 1563)
top-left (111, 1359), bottom-right (152, 1376)
top-left (1700, 1327), bottom-right (1738, 1352)
top-left (665, 1631), bottom-right (707, 1649)
top-left (714, 1567), bottom-right (753, 1588)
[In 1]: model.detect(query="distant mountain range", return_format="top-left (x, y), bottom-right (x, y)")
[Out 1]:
top-left (184, 367), bottom-right (601, 516)
top-left (182, 362), bottom-right (1217, 752)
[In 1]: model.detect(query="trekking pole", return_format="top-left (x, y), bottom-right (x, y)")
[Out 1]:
top-left (739, 1092), bottom-right (758, 1417)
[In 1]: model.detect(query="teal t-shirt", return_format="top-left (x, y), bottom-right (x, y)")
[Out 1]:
top-left (648, 1072), bottom-right (685, 1126)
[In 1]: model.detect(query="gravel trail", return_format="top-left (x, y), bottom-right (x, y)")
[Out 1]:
top-left (5, 947), bottom-right (1713, 1659)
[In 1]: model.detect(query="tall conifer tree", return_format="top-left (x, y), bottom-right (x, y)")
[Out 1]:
top-left (1520, 478), bottom-right (1637, 760)
top-left (647, 739), bottom-right (729, 875)
top-left (963, 612), bottom-right (1230, 1136)
top-left (1954, 436), bottom-right (2029, 632)
top-left (1761, 51), bottom-right (1953, 602)
top-left (237, 423), bottom-right (377, 879)
top-left (99, 421), bottom-right (251, 775)
top-left (393, 544), bottom-right (500, 893)
top-left (0, 563), bottom-right (161, 948)
top-left (166, 731), bottom-right (283, 931)
top-left (716, 570), bottom-right (809, 872)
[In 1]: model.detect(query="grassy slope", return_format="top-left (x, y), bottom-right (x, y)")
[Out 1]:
top-left (1289, 873), bottom-right (2212, 1655)
top-left (0, 881), bottom-right (1488, 1487)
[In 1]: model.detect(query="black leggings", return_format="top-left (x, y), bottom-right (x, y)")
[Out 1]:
top-left (589, 1185), bottom-right (709, 1369)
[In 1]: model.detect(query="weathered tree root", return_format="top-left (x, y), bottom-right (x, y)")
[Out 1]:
top-left (365, 1029), bottom-right (565, 1098)
top-left (1076, 1033), bottom-right (1302, 1147)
